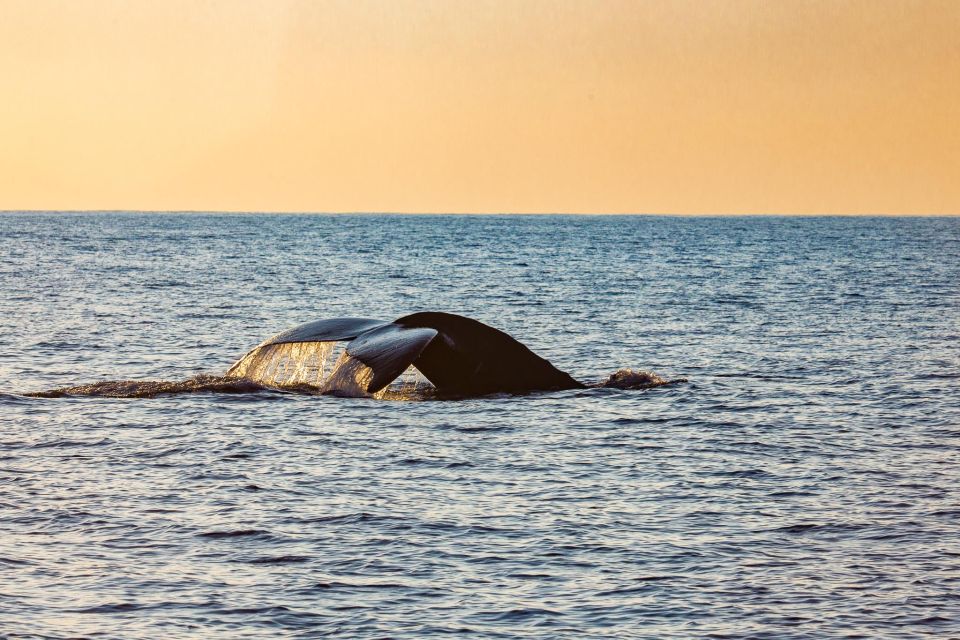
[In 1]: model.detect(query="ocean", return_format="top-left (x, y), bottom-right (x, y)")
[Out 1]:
top-left (1, 213), bottom-right (958, 638)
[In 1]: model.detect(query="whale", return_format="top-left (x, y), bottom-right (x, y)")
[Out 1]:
top-left (226, 312), bottom-right (679, 397)
top-left (25, 312), bottom-right (682, 399)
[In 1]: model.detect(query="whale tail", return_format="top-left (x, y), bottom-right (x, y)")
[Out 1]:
top-left (226, 312), bottom-right (584, 397)
top-left (225, 313), bottom-right (685, 398)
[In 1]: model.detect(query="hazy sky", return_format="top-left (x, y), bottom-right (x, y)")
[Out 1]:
top-left (2, 0), bottom-right (958, 213)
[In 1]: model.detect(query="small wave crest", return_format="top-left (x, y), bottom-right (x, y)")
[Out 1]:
top-left (598, 369), bottom-right (687, 390)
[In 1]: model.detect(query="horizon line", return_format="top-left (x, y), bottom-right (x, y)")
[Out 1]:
top-left (2, 209), bottom-right (957, 217)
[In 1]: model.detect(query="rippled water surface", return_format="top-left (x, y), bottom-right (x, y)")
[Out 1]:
top-left (2, 213), bottom-right (959, 638)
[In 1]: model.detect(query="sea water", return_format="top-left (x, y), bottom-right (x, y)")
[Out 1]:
top-left (1, 213), bottom-right (958, 638)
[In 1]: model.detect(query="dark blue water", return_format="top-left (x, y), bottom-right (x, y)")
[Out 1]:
top-left (2, 213), bottom-right (958, 638)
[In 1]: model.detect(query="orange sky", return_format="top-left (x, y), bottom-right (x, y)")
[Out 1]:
top-left (1, 0), bottom-right (958, 214)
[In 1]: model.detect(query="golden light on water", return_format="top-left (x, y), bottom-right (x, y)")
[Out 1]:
top-left (2, 0), bottom-right (958, 214)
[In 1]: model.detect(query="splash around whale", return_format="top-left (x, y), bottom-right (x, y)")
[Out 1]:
top-left (28, 312), bottom-right (684, 399)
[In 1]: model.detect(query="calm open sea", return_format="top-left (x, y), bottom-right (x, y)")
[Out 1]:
top-left (1, 213), bottom-right (958, 638)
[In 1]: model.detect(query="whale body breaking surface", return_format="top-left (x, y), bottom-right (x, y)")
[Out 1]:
top-left (27, 312), bottom-right (684, 399)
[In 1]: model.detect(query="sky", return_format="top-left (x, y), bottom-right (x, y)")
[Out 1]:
top-left (1, 0), bottom-right (958, 214)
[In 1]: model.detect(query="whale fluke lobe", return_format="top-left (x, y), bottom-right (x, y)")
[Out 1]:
top-left (226, 312), bottom-right (586, 396)
top-left (395, 312), bottom-right (584, 394)
top-left (345, 324), bottom-right (438, 393)
top-left (224, 317), bottom-right (389, 385)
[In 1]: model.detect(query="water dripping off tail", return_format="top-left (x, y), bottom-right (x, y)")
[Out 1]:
top-left (225, 340), bottom-right (430, 399)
